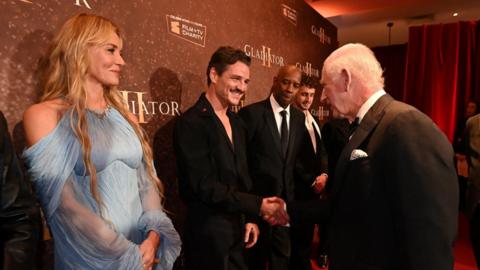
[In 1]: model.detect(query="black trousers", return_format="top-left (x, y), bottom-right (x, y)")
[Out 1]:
top-left (459, 176), bottom-right (468, 211)
top-left (290, 221), bottom-right (315, 270)
top-left (248, 223), bottom-right (290, 270)
top-left (184, 214), bottom-right (247, 270)
top-left (470, 204), bottom-right (480, 268)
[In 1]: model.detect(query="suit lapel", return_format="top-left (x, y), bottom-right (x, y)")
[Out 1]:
top-left (263, 100), bottom-right (283, 157)
top-left (332, 95), bottom-right (394, 197)
top-left (0, 113), bottom-right (5, 154)
top-left (312, 117), bottom-right (321, 138)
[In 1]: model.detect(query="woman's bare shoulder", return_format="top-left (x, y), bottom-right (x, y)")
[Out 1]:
top-left (24, 98), bottom-right (70, 146)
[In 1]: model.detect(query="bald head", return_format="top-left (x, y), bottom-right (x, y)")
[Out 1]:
top-left (277, 65), bottom-right (301, 78)
top-left (320, 43), bottom-right (384, 120)
top-left (271, 65), bottom-right (302, 108)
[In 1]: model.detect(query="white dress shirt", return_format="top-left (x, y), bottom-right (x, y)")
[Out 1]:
top-left (270, 94), bottom-right (291, 135)
top-left (305, 111), bottom-right (321, 153)
top-left (356, 89), bottom-right (386, 124)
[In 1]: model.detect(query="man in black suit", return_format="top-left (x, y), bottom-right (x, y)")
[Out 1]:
top-left (239, 65), bottom-right (317, 270)
top-left (290, 43), bottom-right (458, 270)
top-left (317, 117), bottom-right (350, 267)
top-left (463, 112), bottom-right (480, 267)
top-left (290, 75), bottom-right (328, 270)
top-left (320, 118), bottom-right (350, 194)
top-left (173, 46), bottom-right (288, 270)
top-left (1, 111), bottom-right (40, 270)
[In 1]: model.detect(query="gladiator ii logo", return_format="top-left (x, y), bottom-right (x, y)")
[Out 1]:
top-left (120, 90), bottom-right (180, 124)
top-left (15, 0), bottom-right (92, 9)
top-left (74, 0), bottom-right (92, 9)
top-left (243, 44), bottom-right (285, 68)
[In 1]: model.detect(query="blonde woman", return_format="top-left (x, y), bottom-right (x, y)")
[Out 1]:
top-left (22, 13), bottom-right (180, 270)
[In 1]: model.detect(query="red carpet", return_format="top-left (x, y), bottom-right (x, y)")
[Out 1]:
top-left (310, 214), bottom-right (478, 270)
top-left (454, 214), bottom-right (477, 270)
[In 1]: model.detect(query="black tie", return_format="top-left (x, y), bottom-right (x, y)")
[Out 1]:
top-left (349, 117), bottom-right (360, 136)
top-left (280, 110), bottom-right (289, 157)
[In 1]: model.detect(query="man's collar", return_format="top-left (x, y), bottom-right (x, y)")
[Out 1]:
top-left (303, 109), bottom-right (312, 118)
top-left (356, 89), bottom-right (386, 123)
top-left (270, 94), bottom-right (291, 114)
top-left (198, 92), bottom-right (234, 117)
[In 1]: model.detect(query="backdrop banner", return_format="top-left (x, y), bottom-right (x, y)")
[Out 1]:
top-left (0, 0), bottom-right (336, 268)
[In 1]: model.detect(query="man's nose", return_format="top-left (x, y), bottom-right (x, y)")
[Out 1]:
top-left (239, 81), bottom-right (248, 91)
top-left (287, 84), bottom-right (296, 92)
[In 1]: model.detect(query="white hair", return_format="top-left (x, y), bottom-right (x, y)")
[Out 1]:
top-left (323, 43), bottom-right (384, 91)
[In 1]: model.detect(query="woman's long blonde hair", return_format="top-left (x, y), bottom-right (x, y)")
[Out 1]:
top-left (38, 13), bottom-right (164, 212)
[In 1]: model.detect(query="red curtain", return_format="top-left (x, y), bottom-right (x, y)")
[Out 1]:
top-left (403, 21), bottom-right (480, 141)
top-left (372, 44), bottom-right (407, 101)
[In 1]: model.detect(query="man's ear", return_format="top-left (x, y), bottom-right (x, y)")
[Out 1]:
top-left (341, 69), bottom-right (352, 92)
top-left (209, 67), bottom-right (219, 84)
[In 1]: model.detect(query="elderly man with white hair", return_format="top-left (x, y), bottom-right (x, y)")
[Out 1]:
top-left (289, 43), bottom-right (458, 270)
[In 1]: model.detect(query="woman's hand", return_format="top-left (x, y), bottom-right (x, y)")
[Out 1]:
top-left (139, 231), bottom-right (160, 270)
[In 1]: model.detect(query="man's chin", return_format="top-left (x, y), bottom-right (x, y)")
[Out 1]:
top-left (281, 98), bottom-right (292, 107)
top-left (229, 98), bottom-right (242, 106)
top-left (331, 110), bottom-right (343, 119)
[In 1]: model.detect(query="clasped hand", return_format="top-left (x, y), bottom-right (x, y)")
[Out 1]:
top-left (313, 173), bottom-right (328, 194)
top-left (260, 196), bottom-right (289, 226)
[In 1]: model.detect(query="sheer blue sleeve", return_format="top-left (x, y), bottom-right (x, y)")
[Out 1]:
top-left (137, 162), bottom-right (181, 270)
top-left (23, 120), bottom-right (144, 270)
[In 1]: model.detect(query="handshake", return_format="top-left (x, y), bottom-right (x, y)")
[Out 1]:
top-left (260, 197), bottom-right (289, 226)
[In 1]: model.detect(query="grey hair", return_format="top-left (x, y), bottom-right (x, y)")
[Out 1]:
top-left (323, 43), bottom-right (384, 91)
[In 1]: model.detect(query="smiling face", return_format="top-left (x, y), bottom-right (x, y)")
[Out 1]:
top-left (210, 61), bottom-right (250, 106)
top-left (86, 31), bottom-right (125, 87)
top-left (272, 66), bottom-right (301, 108)
top-left (295, 86), bottom-right (316, 111)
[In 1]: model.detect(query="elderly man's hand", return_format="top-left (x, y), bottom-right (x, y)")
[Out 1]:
top-left (260, 197), bottom-right (290, 226)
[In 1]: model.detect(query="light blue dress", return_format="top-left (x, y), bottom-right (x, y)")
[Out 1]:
top-left (23, 108), bottom-right (181, 270)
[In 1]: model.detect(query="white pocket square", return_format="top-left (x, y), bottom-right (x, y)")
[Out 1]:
top-left (350, 149), bottom-right (368, 160)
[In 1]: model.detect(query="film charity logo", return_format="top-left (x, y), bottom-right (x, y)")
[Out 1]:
top-left (281, 4), bottom-right (297, 26)
top-left (244, 44), bottom-right (285, 68)
top-left (166, 15), bottom-right (206, 47)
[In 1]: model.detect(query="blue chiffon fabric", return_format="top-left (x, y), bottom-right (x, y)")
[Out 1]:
top-left (23, 108), bottom-right (181, 270)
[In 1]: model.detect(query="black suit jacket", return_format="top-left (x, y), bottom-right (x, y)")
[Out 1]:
top-left (239, 99), bottom-right (306, 202)
top-left (290, 95), bottom-right (458, 270)
top-left (173, 94), bottom-right (262, 221)
top-left (294, 116), bottom-right (328, 200)
top-left (321, 119), bottom-right (349, 194)
top-left (0, 112), bottom-right (40, 270)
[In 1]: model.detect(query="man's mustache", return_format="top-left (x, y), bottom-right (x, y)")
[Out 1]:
top-left (230, 88), bottom-right (244, 94)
